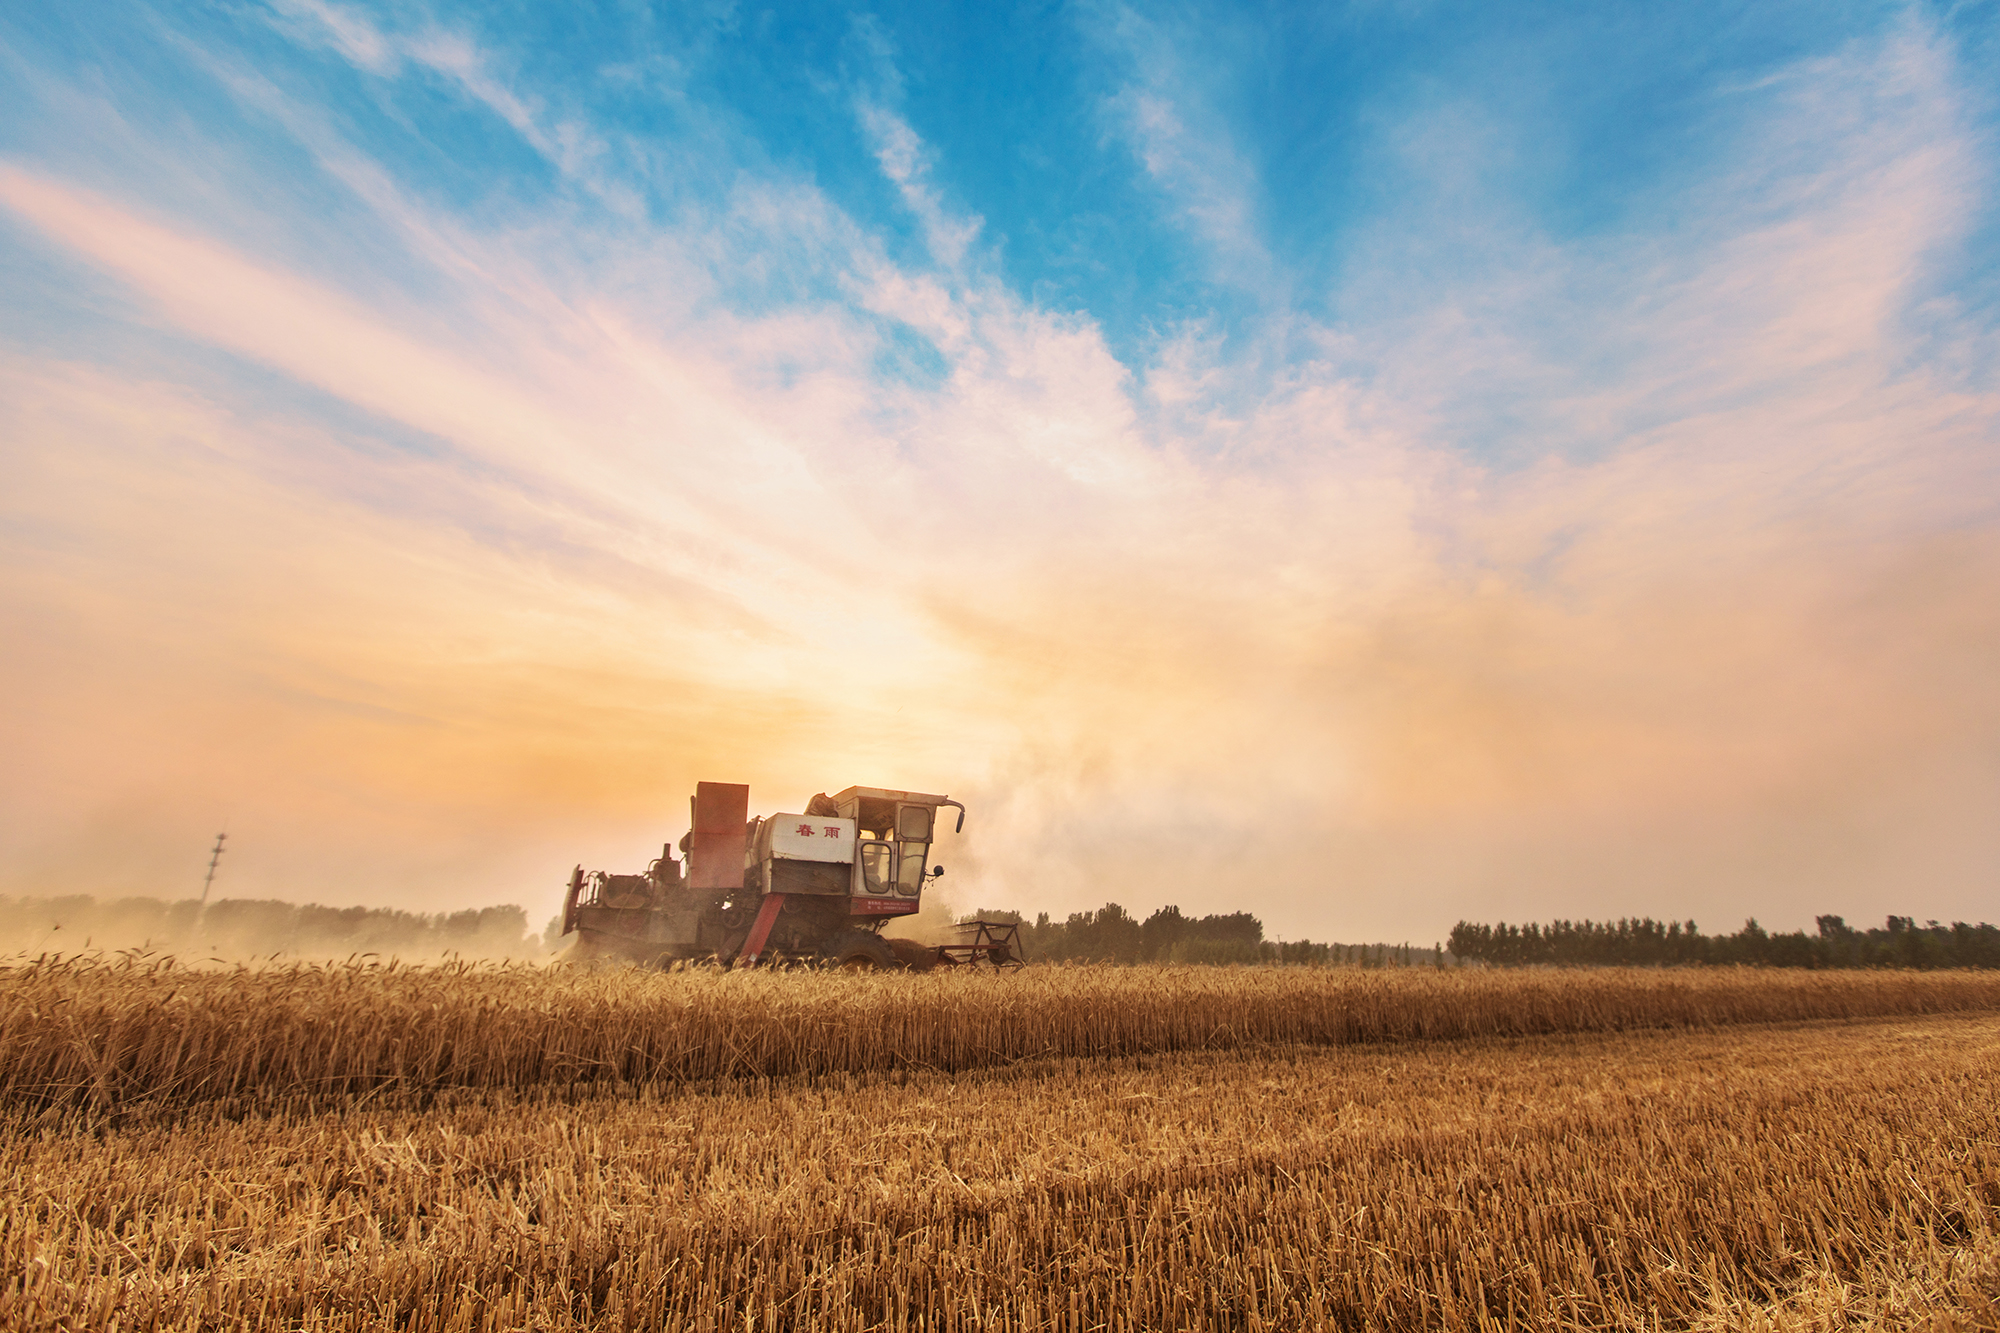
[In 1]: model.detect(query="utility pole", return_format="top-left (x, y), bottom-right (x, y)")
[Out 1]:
top-left (199, 832), bottom-right (227, 906)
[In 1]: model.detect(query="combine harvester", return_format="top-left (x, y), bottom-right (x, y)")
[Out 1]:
top-left (560, 782), bottom-right (1023, 970)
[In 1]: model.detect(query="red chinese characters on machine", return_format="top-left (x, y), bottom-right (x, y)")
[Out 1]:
top-left (766, 815), bottom-right (857, 866)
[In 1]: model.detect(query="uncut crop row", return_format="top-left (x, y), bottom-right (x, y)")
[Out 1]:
top-left (6, 958), bottom-right (2000, 1114)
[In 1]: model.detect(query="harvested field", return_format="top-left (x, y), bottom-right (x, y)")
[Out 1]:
top-left (4, 1007), bottom-right (1999, 1330)
top-left (5, 958), bottom-right (2000, 1114)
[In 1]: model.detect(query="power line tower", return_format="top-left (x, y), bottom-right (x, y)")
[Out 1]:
top-left (185, 832), bottom-right (228, 955)
top-left (199, 832), bottom-right (228, 906)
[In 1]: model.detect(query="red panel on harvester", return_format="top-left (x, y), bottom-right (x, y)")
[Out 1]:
top-left (687, 781), bottom-right (751, 890)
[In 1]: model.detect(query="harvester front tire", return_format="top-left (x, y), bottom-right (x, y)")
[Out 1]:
top-left (828, 932), bottom-right (897, 972)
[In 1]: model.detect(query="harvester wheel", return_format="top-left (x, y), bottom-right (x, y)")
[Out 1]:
top-left (886, 937), bottom-right (941, 972)
top-left (827, 931), bottom-right (897, 971)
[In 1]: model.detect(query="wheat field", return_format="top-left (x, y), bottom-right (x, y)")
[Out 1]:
top-left (6, 956), bottom-right (2000, 1114)
top-left (4, 964), bottom-right (1999, 1330)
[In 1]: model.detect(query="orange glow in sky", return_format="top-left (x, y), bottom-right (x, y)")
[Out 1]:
top-left (2, 7), bottom-right (1997, 941)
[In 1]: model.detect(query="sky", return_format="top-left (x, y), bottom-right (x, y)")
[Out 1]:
top-left (1, 0), bottom-right (1997, 944)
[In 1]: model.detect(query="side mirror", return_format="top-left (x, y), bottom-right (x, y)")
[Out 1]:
top-left (932, 865), bottom-right (945, 877)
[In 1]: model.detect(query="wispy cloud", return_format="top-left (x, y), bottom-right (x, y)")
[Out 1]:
top-left (1083, 3), bottom-right (1278, 300)
top-left (266, 0), bottom-right (397, 75)
top-left (263, 0), bottom-right (627, 206)
top-left (856, 102), bottom-right (985, 270)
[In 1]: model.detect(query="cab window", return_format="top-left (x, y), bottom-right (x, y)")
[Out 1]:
top-left (896, 840), bottom-right (927, 895)
top-left (859, 841), bottom-right (893, 895)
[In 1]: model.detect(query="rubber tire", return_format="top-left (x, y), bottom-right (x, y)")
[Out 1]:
top-left (827, 931), bottom-right (898, 971)
top-left (887, 937), bottom-right (941, 972)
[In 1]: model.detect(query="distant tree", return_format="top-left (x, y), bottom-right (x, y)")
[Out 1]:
top-left (1447, 912), bottom-right (1999, 970)
top-left (970, 903), bottom-right (1268, 965)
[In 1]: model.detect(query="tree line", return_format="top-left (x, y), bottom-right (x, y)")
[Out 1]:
top-left (965, 903), bottom-right (1437, 967)
top-left (971, 904), bottom-right (2000, 970)
top-left (1447, 915), bottom-right (2000, 969)
top-left (0, 894), bottom-right (545, 960)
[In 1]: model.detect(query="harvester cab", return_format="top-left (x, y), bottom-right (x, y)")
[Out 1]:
top-left (560, 781), bottom-right (1016, 971)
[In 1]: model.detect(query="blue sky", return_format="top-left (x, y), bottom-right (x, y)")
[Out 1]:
top-left (1, 1), bottom-right (1997, 940)
top-left (15, 1), bottom-right (1992, 394)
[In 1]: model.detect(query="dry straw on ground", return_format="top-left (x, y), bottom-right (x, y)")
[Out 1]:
top-left (4, 1009), bottom-right (1998, 1331)
top-left (5, 957), bottom-right (2000, 1115)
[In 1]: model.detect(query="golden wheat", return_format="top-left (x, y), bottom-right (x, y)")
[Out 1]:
top-left (3, 1011), bottom-right (1997, 1330)
top-left (4, 957), bottom-right (1999, 1115)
